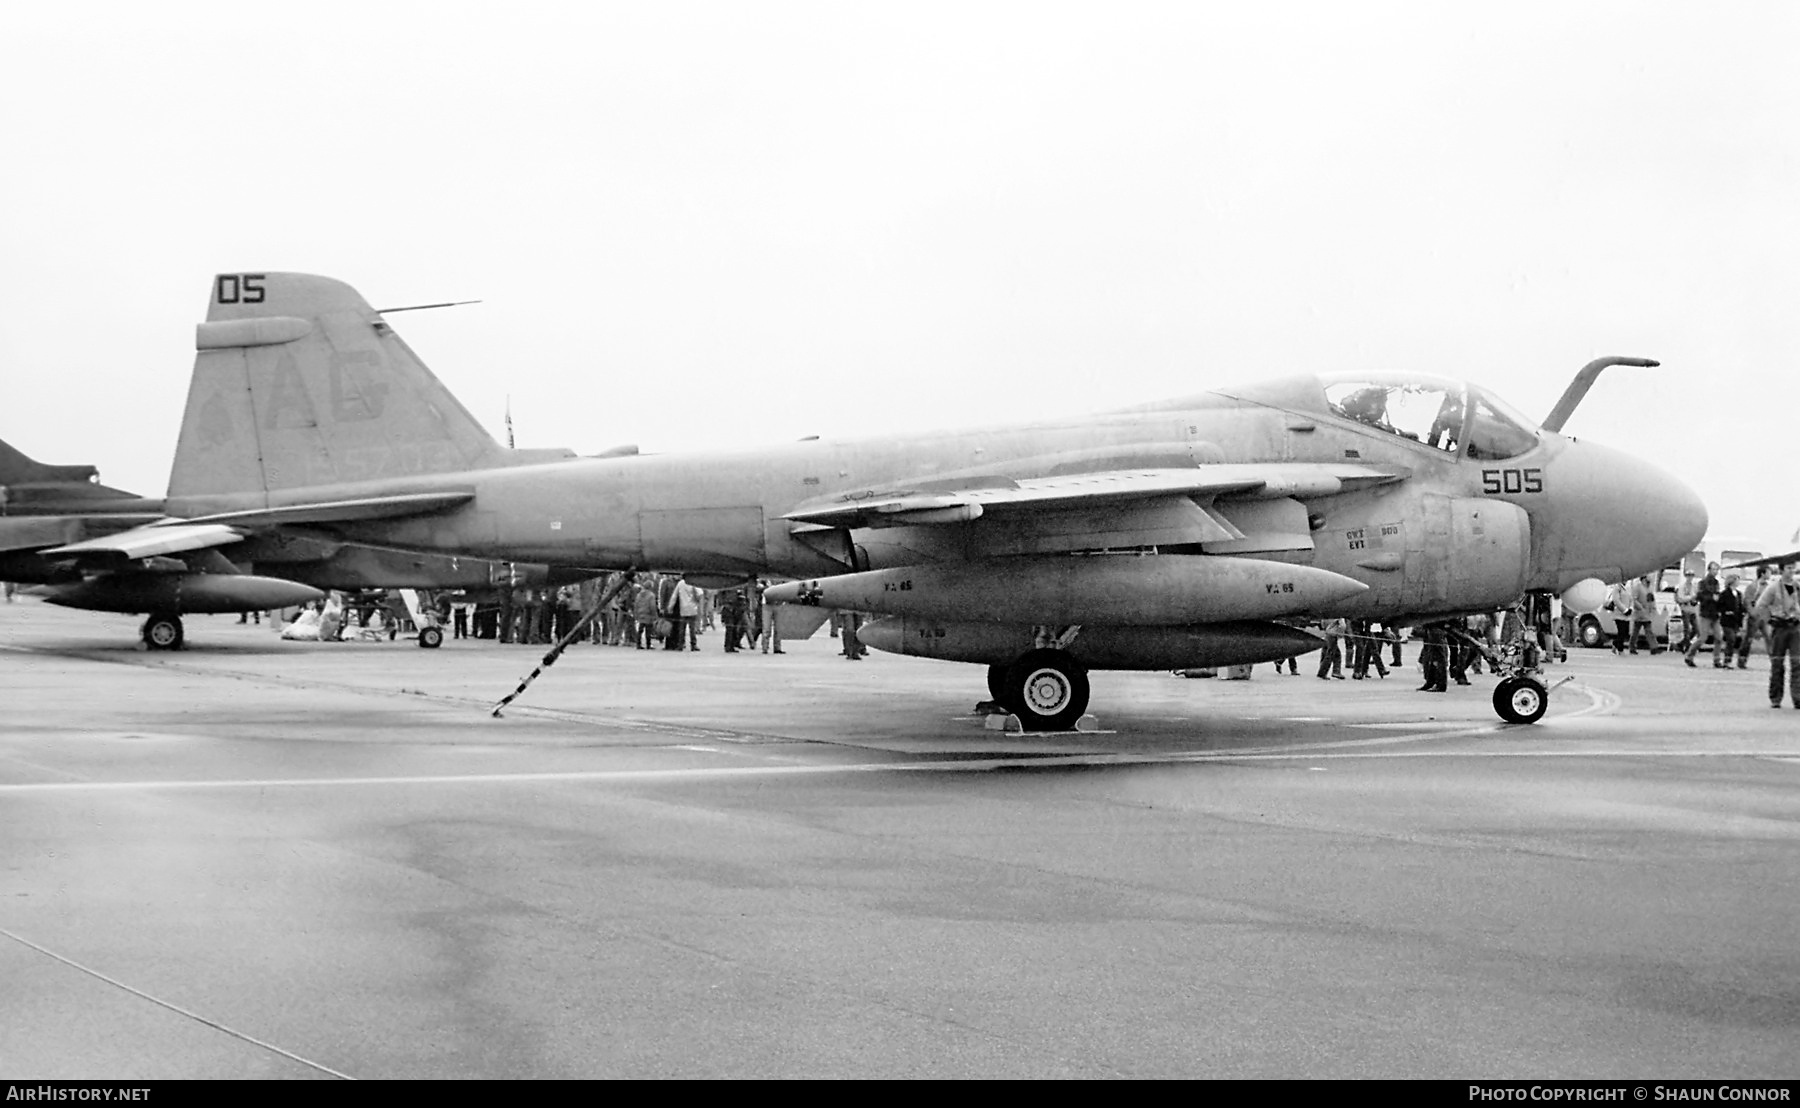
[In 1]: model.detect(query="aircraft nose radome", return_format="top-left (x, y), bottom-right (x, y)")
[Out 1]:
top-left (1666, 474), bottom-right (1710, 562)
top-left (1559, 440), bottom-right (1707, 581)
top-left (1628, 457), bottom-right (1708, 571)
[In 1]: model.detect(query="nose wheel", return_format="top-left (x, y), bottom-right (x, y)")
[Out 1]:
top-left (1493, 675), bottom-right (1549, 724)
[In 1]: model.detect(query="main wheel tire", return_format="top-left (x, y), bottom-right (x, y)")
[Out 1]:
top-left (1003, 649), bottom-right (1090, 732)
top-left (1577, 618), bottom-right (1604, 649)
top-left (986, 663), bottom-right (1016, 711)
top-left (143, 613), bottom-right (184, 651)
top-left (418, 625), bottom-right (444, 649)
top-left (1493, 676), bottom-right (1548, 724)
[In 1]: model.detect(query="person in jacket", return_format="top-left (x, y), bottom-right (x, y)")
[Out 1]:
top-left (719, 587), bottom-right (748, 653)
top-left (1684, 563), bottom-right (1723, 667)
top-left (1736, 565), bottom-right (1772, 669)
top-left (1754, 563), bottom-right (1800, 708)
top-left (1350, 619), bottom-right (1387, 679)
top-left (1628, 575), bottom-right (1663, 655)
top-left (1716, 574), bottom-right (1746, 668)
top-left (1418, 622), bottom-right (1450, 692)
top-left (1675, 571), bottom-right (1699, 653)
top-left (632, 577), bottom-right (661, 648)
top-left (666, 575), bottom-right (703, 651)
top-left (1315, 618), bottom-right (1345, 679)
top-left (1609, 581), bottom-right (1633, 654)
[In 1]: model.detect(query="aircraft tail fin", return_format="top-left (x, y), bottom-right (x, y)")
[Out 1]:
top-left (167, 273), bottom-right (508, 510)
top-left (0, 438), bottom-right (100, 488)
top-left (0, 438), bottom-right (144, 502)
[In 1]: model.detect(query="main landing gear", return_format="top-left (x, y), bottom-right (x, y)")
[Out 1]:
top-left (141, 612), bottom-right (184, 651)
top-left (986, 649), bottom-right (1091, 731)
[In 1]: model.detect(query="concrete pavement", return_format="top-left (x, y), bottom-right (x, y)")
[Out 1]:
top-left (2, 600), bottom-right (1797, 1077)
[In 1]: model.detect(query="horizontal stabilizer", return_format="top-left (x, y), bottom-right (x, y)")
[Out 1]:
top-left (46, 522), bottom-right (242, 562)
top-left (0, 514), bottom-right (163, 554)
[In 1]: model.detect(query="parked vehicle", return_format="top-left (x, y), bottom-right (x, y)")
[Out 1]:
top-left (1568, 573), bottom-right (1682, 650)
top-left (1567, 537), bottom-right (1774, 650)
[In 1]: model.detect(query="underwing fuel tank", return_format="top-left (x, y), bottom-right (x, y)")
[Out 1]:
top-left (859, 617), bottom-right (1323, 670)
top-left (42, 573), bottom-right (324, 614)
top-left (762, 554), bottom-right (1367, 625)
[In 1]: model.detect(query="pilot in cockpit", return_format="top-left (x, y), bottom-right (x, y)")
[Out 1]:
top-left (1337, 386), bottom-right (1391, 430)
top-left (1427, 391), bottom-right (1465, 453)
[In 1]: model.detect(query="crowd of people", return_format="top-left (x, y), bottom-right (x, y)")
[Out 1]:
top-left (1298, 609), bottom-right (1548, 692)
top-left (260, 573), bottom-right (875, 659)
top-left (1664, 561), bottom-right (1800, 708)
top-left (1240, 562), bottom-right (1800, 710)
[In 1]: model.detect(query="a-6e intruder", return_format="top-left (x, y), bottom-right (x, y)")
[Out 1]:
top-left (51, 273), bottom-right (1705, 727)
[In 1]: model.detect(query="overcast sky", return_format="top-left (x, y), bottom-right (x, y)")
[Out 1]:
top-left (2, 2), bottom-right (1794, 545)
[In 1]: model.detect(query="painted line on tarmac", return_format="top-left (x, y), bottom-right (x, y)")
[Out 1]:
top-left (11, 744), bottom-right (1798, 794)
top-left (0, 925), bottom-right (354, 1079)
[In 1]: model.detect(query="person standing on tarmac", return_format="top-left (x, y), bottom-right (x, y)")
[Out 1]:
top-left (1753, 563), bottom-right (1800, 708)
top-left (1609, 581), bottom-right (1633, 654)
top-left (1676, 570), bottom-right (1700, 656)
top-left (1418, 623), bottom-right (1449, 692)
top-left (1716, 574), bottom-right (1746, 669)
top-left (667, 574), bottom-right (704, 651)
top-left (841, 611), bottom-right (867, 660)
top-left (631, 577), bottom-right (660, 648)
top-left (759, 579), bottom-right (785, 654)
top-left (1685, 563), bottom-right (1724, 667)
top-left (719, 587), bottom-right (748, 653)
top-left (1350, 619), bottom-right (1387, 679)
top-left (1628, 575), bottom-right (1663, 655)
top-left (1737, 565), bottom-right (1772, 669)
top-left (1315, 618), bottom-right (1346, 679)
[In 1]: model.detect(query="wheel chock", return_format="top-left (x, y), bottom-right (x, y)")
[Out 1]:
top-left (983, 712), bottom-right (1103, 734)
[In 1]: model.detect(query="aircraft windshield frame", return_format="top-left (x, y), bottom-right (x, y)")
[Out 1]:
top-left (1318, 373), bottom-right (1540, 461)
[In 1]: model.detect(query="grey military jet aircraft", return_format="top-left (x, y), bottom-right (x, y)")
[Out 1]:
top-left (0, 437), bottom-right (572, 649)
top-left (51, 273), bottom-right (1706, 724)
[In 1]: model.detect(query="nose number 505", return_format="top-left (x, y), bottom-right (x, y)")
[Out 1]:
top-left (1481, 468), bottom-right (1543, 495)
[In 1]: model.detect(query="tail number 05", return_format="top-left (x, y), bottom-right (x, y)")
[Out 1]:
top-left (215, 274), bottom-right (266, 304)
top-left (1482, 468), bottom-right (1543, 495)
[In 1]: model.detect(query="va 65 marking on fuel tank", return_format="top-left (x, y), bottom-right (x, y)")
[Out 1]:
top-left (1265, 582), bottom-right (1295, 594)
top-left (1481, 468), bottom-right (1543, 495)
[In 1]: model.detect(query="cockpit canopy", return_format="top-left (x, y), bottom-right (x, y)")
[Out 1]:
top-left (1319, 373), bottom-right (1540, 461)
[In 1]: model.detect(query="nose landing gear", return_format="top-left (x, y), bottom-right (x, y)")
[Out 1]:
top-left (1458, 593), bottom-right (1565, 724)
top-left (1493, 674), bottom-right (1549, 725)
